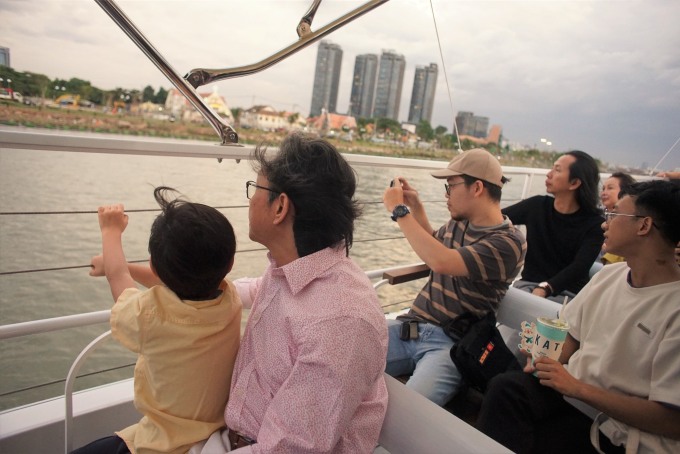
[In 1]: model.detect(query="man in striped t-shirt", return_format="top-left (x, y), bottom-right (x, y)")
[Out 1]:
top-left (383, 148), bottom-right (527, 405)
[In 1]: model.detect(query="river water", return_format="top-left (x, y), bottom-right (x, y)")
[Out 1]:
top-left (0, 141), bottom-right (542, 411)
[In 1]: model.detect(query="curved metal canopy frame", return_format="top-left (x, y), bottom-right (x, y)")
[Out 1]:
top-left (95, 0), bottom-right (390, 146)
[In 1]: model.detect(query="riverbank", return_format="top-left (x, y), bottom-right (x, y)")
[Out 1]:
top-left (0, 102), bottom-right (559, 168)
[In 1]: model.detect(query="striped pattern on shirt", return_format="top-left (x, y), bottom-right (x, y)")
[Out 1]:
top-left (408, 217), bottom-right (526, 325)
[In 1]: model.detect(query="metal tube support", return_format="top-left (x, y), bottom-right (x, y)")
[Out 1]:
top-left (185, 0), bottom-right (390, 88)
top-left (0, 310), bottom-right (110, 340)
top-left (64, 330), bottom-right (112, 454)
top-left (522, 173), bottom-right (535, 200)
top-left (297, 0), bottom-right (323, 37)
top-left (94, 0), bottom-right (239, 145)
top-left (520, 174), bottom-right (531, 200)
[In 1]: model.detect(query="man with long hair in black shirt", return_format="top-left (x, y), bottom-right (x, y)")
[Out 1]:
top-left (503, 150), bottom-right (604, 302)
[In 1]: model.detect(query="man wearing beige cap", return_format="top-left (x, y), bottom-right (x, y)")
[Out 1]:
top-left (383, 148), bottom-right (526, 405)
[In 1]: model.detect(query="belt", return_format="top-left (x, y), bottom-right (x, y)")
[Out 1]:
top-left (228, 429), bottom-right (256, 449)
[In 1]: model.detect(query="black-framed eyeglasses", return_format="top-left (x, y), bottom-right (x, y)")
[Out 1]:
top-left (444, 181), bottom-right (466, 195)
top-left (246, 180), bottom-right (279, 200)
top-left (603, 209), bottom-right (646, 224)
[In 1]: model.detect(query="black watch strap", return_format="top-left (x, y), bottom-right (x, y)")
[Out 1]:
top-left (538, 282), bottom-right (553, 296)
top-left (391, 204), bottom-right (410, 221)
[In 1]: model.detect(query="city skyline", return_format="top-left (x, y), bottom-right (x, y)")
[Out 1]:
top-left (1, 1), bottom-right (679, 170)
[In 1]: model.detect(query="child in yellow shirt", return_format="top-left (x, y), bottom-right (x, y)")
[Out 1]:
top-left (74, 187), bottom-right (241, 454)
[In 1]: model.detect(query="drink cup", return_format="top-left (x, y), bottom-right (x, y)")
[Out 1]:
top-left (519, 317), bottom-right (569, 374)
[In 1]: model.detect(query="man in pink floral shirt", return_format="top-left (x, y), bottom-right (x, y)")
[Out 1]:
top-left (215, 134), bottom-right (387, 453)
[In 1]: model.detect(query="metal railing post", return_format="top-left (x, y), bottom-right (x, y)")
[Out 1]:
top-left (64, 330), bottom-right (113, 453)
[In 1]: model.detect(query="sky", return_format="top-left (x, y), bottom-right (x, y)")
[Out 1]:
top-left (1, 0), bottom-right (679, 170)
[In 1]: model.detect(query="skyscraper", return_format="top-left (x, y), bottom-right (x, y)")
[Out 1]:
top-left (372, 50), bottom-right (405, 120)
top-left (309, 40), bottom-right (343, 118)
top-left (349, 54), bottom-right (378, 118)
top-left (408, 63), bottom-right (438, 124)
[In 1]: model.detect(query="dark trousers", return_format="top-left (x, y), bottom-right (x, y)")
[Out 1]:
top-left (71, 435), bottom-right (130, 454)
top-left (477, 371), bottom-right (624, 454)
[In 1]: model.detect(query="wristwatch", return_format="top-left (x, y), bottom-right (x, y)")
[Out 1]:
top-left (537, 282), bottom-right (553, 296)
top-left (391, 204), bottom-right (411, 221)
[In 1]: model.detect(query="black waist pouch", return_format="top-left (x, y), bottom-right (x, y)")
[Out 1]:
top-left (443, 312), bottom-right (521, 392)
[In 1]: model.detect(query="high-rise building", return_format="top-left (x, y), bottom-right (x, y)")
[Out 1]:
top-left (372, 50), bottom-right (405, 120)
top-left (0, 47), bottom-right (10, 68)
top-left (455, 111), bottom-right (489, 138)
top-left (408, 63), bottom-right (438, 124)
top-left (309, 40), bottom-right (343, 118)
top-left (349, 54), bottom-right (378, 118)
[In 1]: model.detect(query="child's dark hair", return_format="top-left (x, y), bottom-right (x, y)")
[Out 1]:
top-left (148, 186), bottom-right (236, 300)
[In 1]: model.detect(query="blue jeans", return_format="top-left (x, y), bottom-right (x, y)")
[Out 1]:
top-left (385, 319), bottom-right (462, 406)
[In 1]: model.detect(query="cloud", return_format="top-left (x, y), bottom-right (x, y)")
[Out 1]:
top-left (2, 0), bottom-right (679, 169)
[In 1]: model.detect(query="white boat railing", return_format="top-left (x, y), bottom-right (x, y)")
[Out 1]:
top-left (1, 126), bottom-right (652, 344)
top-left (64, 330), bottom-right (113, 454)
top-left (0, 126), bottom-right (549, 199)
top-left (0, 262), bottom-right (425, 341)
top-left (0, 311), bottom-right (111, 341)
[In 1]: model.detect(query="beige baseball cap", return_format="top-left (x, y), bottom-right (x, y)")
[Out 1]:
top-left (430, 148), bottom-right (505, 187)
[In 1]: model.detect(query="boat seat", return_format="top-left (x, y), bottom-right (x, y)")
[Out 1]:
top-left (589, 261), bottom-right (604, 279)
top-left (375, 374), bottom-right (510, 453)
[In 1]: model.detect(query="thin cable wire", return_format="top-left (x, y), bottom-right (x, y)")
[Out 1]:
top-left (0, 202), bottom-right (423, 276)
top-left (0, 259), bottom-right (148, 276)
top-left (429, 0), bottom-right (461, 152)
top-left (649, 136), bottom-right (680, 175)
top-left (0, 202), bottom-right (448, 216)
top-left (0, 238), bottom-right (408, 276)
top-left (0, 205), bottom-right (248, 216)
top-left (0, 362), bottom-right (136, 398)
top-left (381, 299), bottom-right (417, 311)
top-left (361, 200), bottom-right (446, 205)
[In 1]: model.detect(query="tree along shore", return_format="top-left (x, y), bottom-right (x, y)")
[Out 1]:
top-left (0, 102), bottom-right (574, 169)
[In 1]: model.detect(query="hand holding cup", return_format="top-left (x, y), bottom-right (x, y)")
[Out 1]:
top-left (519, 317), bottom-right (569, 375)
